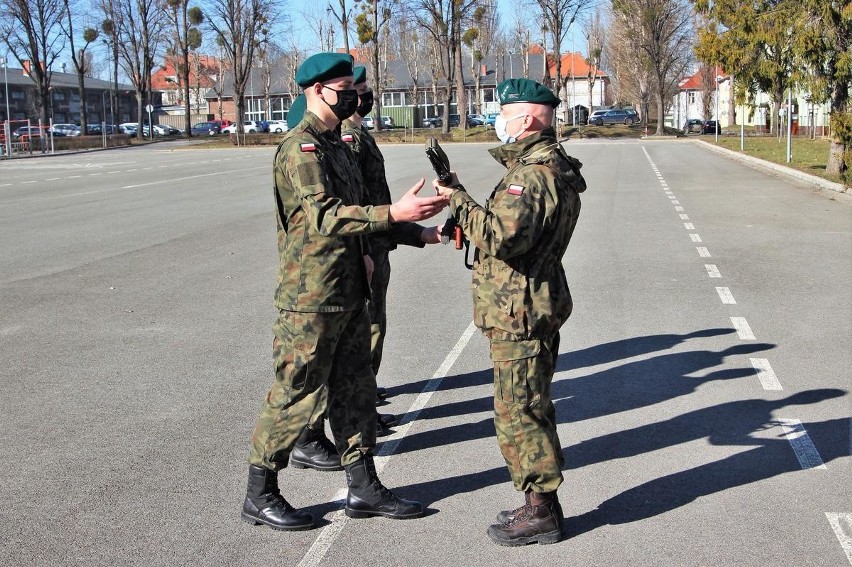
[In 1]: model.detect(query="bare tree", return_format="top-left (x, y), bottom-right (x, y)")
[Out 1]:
top-left (164, 0), bottom-right (204, 135)
top-left (327, 0), bottom-right (352, 53)
top-left (611, 0), bottom-right (692, 134)
top-left (354, 0), bottom-right (394, 130)
top-left (533, 0), bottom-right (589, 121)
top-left (205, 0), bottom-right (275, 135)
top-left (2, 0), bottom-right (66, 124)
top-left (302, 5), bottom-right (337, 52)
top-left (584, 9), bottom-right (602, 112)
top-left (606, 1), bottom-right (651, 123)
top-left (105, 0), bottom-right (166, 136)
top-left (62, 0), bottom-right (99, 129)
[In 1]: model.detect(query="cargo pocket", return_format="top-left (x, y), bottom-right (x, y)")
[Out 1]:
top-left (491, 339), bottom-right (540, 404)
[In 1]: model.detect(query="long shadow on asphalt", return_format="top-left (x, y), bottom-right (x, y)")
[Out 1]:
top-left (566, 392), bottom-right (848, 537)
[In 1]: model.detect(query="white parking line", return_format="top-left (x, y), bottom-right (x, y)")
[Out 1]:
top-left (716, 286), bottom-right (736, 304)
top-left (731, 317), bottom-right (756, 340)
top-left (825, 513), bottom-right (852, 565)
top-left (779, 418), bottom-right (826, 470)
top-left (749, 358), bottom-right (782, 390)
top-left (296, 322), bottom-right (479, 567)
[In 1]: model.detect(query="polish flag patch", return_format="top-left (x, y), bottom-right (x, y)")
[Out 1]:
top-left (300, 143), bottom-right (317, 152)
top-left (507, 184), bottom-right (525, 196)
top-left (342, 134), bottom-right (354, 143)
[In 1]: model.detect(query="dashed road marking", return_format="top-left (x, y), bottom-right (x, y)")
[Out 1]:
top-left (679, 214), bottom-right (690, 220)
top-left (825, 513), bottom-right (852, 565)
top-left (716, 286), bottom-right (736, 304)
top-left (690, 234), bottom-right (702, 243)
top-left (779, 419), bottom-right (826, 470)
top-left (731, 317), bottom-right (756, 340)
top-left (749, 358), bottom-right (782, 390)
top-left (696, 246), bottom-right (710, 257)
top-left (705, 264), bottom-right (721, 278)
top-left (685, 223), bottom-right (696, 230)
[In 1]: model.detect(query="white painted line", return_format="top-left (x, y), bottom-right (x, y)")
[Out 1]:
top-left (690, 234), bottom-right (702, 243)
top-left (696, 247), bottom-right (710, 258)
top-left (121, 170), bottom-right (238, 189)
top-left (779, 418), bottom-right (826, 470)
top-left (750, 358), bottom-right (782, 390)
top-left (731, 317), bottom-right (756, 340)
top-left (125, 169), bottom-right (137, 172)
top-left (88, 173), bottom-right (102, 176)
top-left (705, 264), bottom-right (721, 278)
top-left (21, 180), bottom-right (37, 184)
top-left (672, 200), bottom-right (680, 205)
top-left (716, 286), bottom-right (736, 304)
top-left (668, 195), bottom-right (677, 200)
top-left (675, 206), bottom-right (684, 211)
top-left (107, 171), bottom-right (120, 174)
top-left (67, 175), bottom-right (81, 179)
top-left (0, 183), bottom-right (11, 187)
top-left (825, 513), bottom-right (852, 565)
top-left (45, 177), bottom-right (61, 181)
top-left (679, 214), bottom-right (690, 220)
top-left (685, 223), bottom-right (695, 230)
top-left (296, 321), bottom-right (479, 567)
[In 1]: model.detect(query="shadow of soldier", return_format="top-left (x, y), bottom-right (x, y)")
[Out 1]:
top-left (391, 341), bottom-right (773, 455)
top-left (564, 389), bottom-right (848, 538)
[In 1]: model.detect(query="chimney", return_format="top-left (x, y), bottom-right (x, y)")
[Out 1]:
top-left (22, 60), bottom-right (30, 76)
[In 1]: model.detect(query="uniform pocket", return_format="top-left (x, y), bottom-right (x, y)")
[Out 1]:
top-left (491, 339), bottom-right (541, 404)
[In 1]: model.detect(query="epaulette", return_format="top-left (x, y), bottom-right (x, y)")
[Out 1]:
top-left (519, 143), bottom-right (560, 165)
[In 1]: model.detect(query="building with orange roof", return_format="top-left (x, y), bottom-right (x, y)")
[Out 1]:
top-left (549, 52), bottom-right (612, 124)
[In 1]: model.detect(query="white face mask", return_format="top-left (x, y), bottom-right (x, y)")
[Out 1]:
top-left (495, 112), bottom-right (528, 144)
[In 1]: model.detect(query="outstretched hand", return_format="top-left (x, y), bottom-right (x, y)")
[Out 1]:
top-left (389, 178), bottom-right (449, 223)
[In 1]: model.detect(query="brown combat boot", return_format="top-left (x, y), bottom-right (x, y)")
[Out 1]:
top-left (487, 491), bottom-right (562, 546)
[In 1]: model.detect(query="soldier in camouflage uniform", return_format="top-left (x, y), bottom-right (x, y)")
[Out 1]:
top-left (242, 52), bottom-right (447, 531)
top-left (289, 67), bottom-right (444, 473)
top-left (433, 78), bottom-right (586, 546)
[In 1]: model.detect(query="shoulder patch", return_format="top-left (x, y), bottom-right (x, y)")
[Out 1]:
top-left (507, 184), bottom-right (525, 196)
top-left (341, 134), bottom-right (355, 143)
top-left (300, 143), bottom-right (317, 152)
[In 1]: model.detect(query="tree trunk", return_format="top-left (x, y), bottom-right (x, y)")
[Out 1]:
top-left (825, 82), bottom-right (848, 179)
top-left (454, 39), bottom-right (466, 131)
top-left (77, 72), bottom-right (88, 133)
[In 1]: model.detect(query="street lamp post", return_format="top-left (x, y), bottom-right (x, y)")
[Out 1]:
top-left (715, 69), bottom-right (724, 143)
top-left (1, 56), bottom-right (11, 157)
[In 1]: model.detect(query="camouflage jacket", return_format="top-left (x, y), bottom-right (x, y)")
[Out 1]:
top-left (273, 111), bottom-right (392, 312)
top-left (449, 128), bottom-right (586, 339)
top-left (341, 118), bottom-right (425, 256)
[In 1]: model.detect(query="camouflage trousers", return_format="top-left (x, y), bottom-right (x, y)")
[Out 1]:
top-left (306, 252), bottom-right (391, 430)
top-left (249, 306), bottom-right (378, 470)
top-left (488, 331), bottom-right (564, 493)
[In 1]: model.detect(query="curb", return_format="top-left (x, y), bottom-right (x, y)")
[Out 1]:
top-left (691, 138), bottom-right (848, 195)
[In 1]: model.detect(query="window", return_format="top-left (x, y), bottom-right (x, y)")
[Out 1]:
top-left (52, 90), bottom-right (66, 102)
top-left (687, 92), bottom-right (696, 104)
top-left (11, 89), bottom-right (24, 100)
top-left (484, 88), bottom-right (495, 103)
top-left (381, 91), bottom-right (405, 107)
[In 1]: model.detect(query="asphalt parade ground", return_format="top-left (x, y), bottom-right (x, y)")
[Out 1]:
top-left (1, 139), bottom-right (850, 566)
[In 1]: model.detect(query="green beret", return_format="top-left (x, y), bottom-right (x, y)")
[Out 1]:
top-left (287, 94), bottom-right (307, 129)
top-left (497, 78), bottom-right (561, 108)
top-left (354, 66), bottom-right (367, 85)
top-left (295, 53), bottom-right (354, 87)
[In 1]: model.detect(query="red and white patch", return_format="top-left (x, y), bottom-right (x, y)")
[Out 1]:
top-left (341, 134), bottom-right (354, 143)
top-left (300, 143), bottom-right (317, 152)
top-left (506, 184), bottom-right (525, 196)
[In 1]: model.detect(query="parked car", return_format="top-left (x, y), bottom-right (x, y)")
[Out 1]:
top-left (118, 123), bottom-right (138, 137)
top-left (381, 116), bottom-right (394, 128)
top-left (586, 110), bottom-right (607, 125)
top-left (702, 120), bottom-right (721, 134)
top-left (50, 123), bottom-right (81, 137)
top-left (190, 121), bottom-right (222, 136)
top-left (363, 116), bottom-right (375, 129)
top-left (467, 114), bottom-right (486, 126)
top-left (12, 126), bottom-right (59, 140)
top-left (222, 121), bottom-right (260, 134)
top-left (484, 113), bottom-right (498, 126)
top-left (682, 118), bottom-right (703, 134)
top-left (267, 120), bottom-right (289, 133)
top-left (589, 108), bottom-right (637, 126)
top-left (423, 114), bottom-right (460, 128)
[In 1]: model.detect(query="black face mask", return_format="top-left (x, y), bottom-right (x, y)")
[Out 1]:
top-left (356, 91), bottom-right (374, 117)
top-left (321, 85), bottom-right (359, 121)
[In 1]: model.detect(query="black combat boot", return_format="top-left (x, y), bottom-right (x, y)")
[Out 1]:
top-left (376, 386), bottom-right (389, 400)
top-left (344, 454), bottom-right (424, 519)
top-left (290, 425), bottom-right (343, 471)
top-left (496, 490), bottom-right (564, 524)
top-left (487, 491), bottom-right (562, 546)
top-left (377, 413), bottom-right (397, 434)
top-left (241, 465), bottom-right (315, 530)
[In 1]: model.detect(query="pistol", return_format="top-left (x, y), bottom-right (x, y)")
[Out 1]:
top-left (425, 137), bottom-right (464, 250)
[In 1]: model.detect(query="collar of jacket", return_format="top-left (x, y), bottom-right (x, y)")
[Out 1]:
top-left (488, 127), bottom-right (557, 168)
top-left (302, 110), bottom-right (341, 143)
